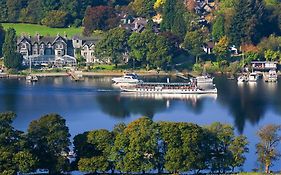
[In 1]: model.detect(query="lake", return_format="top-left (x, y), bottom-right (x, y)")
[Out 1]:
top-left (0, 75), bottom-right (280, 172)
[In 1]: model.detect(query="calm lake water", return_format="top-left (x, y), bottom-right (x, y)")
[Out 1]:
top-left (0, 75), bottom-right (280, 172)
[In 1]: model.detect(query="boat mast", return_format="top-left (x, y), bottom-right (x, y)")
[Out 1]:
top-left (29, 57), bottom-right (31, 74)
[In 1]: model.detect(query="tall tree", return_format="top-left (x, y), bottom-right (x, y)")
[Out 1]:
top-left (228, 0), bottom-right (265, 46)
top-left (3, 28), bottom-right (23, 69)
top-left (78, 130), bottom-right (114, 173)
top-left (95, 28), bottom-right (128, 67)
top-left (213, 36), bottom-right (231, 61)
top-left (256, 124), bottom-right (281, 173)
top-left (83, 6), bottom-right (118, 35)
top-left (159, 122), bottom-right (184, 173)
top-left (130, 0), bottom-right (156, 17)
top-left (212, 15), bottom-right (225, 41)
top-left (183, 30), bottom-right (204, 62)
top-left (0, 24), bottom-right (5, 57)
top-left (113, 117), bottom-right (158, 173)
top-left (0, 112), bottom-right (22, 174)
top-left (207, 123), bottom-right (248, 173)
top-left (27, 114), bottom-right (71, 174)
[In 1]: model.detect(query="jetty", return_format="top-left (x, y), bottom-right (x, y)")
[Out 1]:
top-left (67, 70), bottom-right (84, 81)
top-left (175, 72), bottom-right (190, 80)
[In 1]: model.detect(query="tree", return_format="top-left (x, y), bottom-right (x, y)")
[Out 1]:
top-left (160, 0), bottom-right (176, 31)
top-left (207, 123), bottom-right (248, 173)
top-left (3, 28), bottom-right (23, 69)
top-left (213, 36), bottom-right (230, 61)
top-left (128, 32), bottom-right (149, 68)
top-left (212, 15), bottom-right (225, 41)
top-left (83, 6), bottom-right (119, 36)
top-left (113, 117), bottom-right (158, 173)
top-left (130, 0), bottom-right (156, 17)
top-left (0, 0), bottom-right (8, 22)
top-left (13, 151), bottom-right (38, 173)
top-left (0, 24), bottom-right (5, 57)
top-left (0, 112), bottom-right (22, 174)
top-left (264, 49), bottom-right (280, 61)
top-left (256, 124), bottom-right (281, 173)
top-left (228, 0), bottom-right (265, 46)
top-left (128, 30), bottom-right (173, 70)
top-left (154, 0), bottom-right (165, 10)
top-left (179, 123), bottom-right (211, 173)
top-left (183, 30), bottom-right (204, 62)
top-left (41, 10), bottom-right (68, 28)
top-left (158, 122), bottom-right (184, 173)
top-left (78, 156), bottom-right (110, 173)
top-left (6, 0), bottom-right (22, 22)
top-left (147, 34), bottom-right (172, 69)
top-left (229, 135), bottom-right (249, 172)
top-left (27, 114), bottom-right (71, 174)
top-left (19, 0), bottom-right (43, 24)
top-left (95, 28), bottom-right (128, 67)
top-left (161, 0), bottom-right (186, 38)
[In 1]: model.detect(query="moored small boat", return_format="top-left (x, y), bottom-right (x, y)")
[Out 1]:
top-left (248, 72), bottom-right (259, 82)
top-left (265, 70), bottom-right (277, 82)
top-left (26, 75), bottom-right (38, 82)
top-left (237, 75), bottom-right (248, 83)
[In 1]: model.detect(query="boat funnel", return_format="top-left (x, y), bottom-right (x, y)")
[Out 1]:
top-left (167, 78), bottom-right (170, 83)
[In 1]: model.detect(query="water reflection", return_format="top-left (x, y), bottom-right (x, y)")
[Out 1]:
top-left (0, 80), bottom-right (21, 111)
top-left (215, 77), bottom-right (281, 133)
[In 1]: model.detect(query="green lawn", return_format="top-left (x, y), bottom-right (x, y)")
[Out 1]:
top-left (1, 23), bottom-right (83, 37)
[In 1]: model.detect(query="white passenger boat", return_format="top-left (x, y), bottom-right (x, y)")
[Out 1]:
top-left (191, 75), bottom-right (214, 84)
top-left (120, 82), bottom-right (217, 94)
top-left (265, 70), bottom-right (277, 82)
top-left (112, 73), bottom-right (143, 84)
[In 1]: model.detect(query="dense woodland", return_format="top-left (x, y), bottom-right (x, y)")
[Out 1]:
top-left (0, 112), bottom-right (280, 175)
top-left (3, 0), bottom-right (281, 71)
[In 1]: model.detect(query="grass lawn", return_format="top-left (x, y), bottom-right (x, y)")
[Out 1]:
top-left (1, 23), bottom-right (83, 37)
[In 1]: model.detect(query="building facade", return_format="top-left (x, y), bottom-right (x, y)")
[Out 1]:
top-left (17, 34), bottom-right (99, 67)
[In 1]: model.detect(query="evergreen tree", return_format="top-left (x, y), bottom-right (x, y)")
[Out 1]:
top-left (161, 0), bottom-right (176, 31)
top-left (212, 15), bottom-right (225, 41)
top-left (3, 28), bottom-right (23, 69)
top-left (0, 24), bottom-right (5, 57)
top-left (0, 0), bottom-right (8, 21)
top-left (228, 0), bottom-right (264, 46)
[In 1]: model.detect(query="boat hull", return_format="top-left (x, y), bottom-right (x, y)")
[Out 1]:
top-left (120, 87), bottom-right (218, 94)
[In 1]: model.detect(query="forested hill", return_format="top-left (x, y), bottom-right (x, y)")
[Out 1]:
top-left (2, 0), bottom-right (281, 70)
top-left (1, 0), bottom-right (281, 42)
top-left (0, 0), bottom-right (131, 27)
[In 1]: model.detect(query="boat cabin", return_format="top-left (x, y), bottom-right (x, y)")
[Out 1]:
top-left (251, 61), bottom-right (278, 71)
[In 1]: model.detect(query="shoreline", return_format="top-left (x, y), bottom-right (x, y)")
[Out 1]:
top-left (0, 70), bottom-right (176, 79)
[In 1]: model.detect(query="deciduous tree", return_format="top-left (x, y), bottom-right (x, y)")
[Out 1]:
top-left (256, 124), bottom-right (281, 173)
top-left (27, 114), bottom-right (71, 174)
